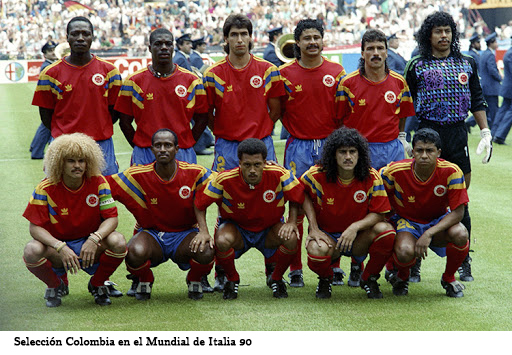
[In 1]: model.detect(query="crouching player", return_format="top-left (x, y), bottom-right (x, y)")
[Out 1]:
top-left (301, 128), bottom-right (395, 299)
top-left (381, 128), bottom-right (470, 298)
top-left (195, 138), bottom-right (305, 299)
top-left (23, 133), bottom-right (127, 307)
top-left (106, 129), bottom-right (214, 301)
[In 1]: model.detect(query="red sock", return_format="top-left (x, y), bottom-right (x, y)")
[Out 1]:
top-left (393, 253), bottom-right (416, 281)
top-left (91, 248), bottom-right (127, 287)
top-left (443, 241), bottom-right (469, 283)
top-left (385, 257), bottom-right (395, 271)
top-left (215, 247), bottom-right (239, 282)
top-left (331, 258), bottom-right (341, 269)
top-left (289, 215), bottom-right (304, 271)
top-left (25, 257), bottom-right (61, 288)
top-left (127, 259), bottom-right (154, 283)
top-left (307, 254), bottom-right (333, 279)
top-left (59, 272), bottom-right (69, 286)
top-left (272, 245), bottom-right (297, 281)
top-left (362, 229), bottom-right (396, 281)
top-left (187, 259), bottom-right (214, 282)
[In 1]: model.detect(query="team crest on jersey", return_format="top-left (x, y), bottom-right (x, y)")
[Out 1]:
top-left (86, 194), bottom-right (99, 207)
top-left (250, 75), bottom-right (263, 88)
top-left (179, 186), bottom-right (192, 199)
top-left (384, 91), bottom-right (397, 104)
top-left (434, 185), bottom-right (447, 197)
top-left (353, 190), bottom-right (367, 203)
top-left (322, 75), bottom-right (336, 87)
top-left (263, 190), bottom-right (276, 203)
top-left (458, 72), bottom-right (469, 85)
top-left (175, 85), bottom-right (187, 97)
top-left (91, 73), bottom-right (105, 86)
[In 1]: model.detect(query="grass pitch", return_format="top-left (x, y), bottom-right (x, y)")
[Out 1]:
top-left (0, 83), bottom-right (511, 332)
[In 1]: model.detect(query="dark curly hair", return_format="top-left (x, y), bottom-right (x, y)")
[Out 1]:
top-left (293, 18), bottom-right (324, 59)
top-left (237, 138), bottom-right (267, 160)
top-left (416, 11), bottom-right (462, 58)
top-left (319, 127), bottom-right (371, 183)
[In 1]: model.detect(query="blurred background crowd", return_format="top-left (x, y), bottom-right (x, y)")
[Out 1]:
top-left (1, 0), bottom-right (512, 60)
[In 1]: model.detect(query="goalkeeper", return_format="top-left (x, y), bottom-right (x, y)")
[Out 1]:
top-left (403, 11), bottom-right (492, 282)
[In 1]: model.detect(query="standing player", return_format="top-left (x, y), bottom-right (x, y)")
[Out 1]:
top-left (195, 138), bottom-right (305, 299)
top-left (203, 14), bottom-right (285, 173)
top-left (302, 128), bottom-right (395, 299)
top-left (381, 128), bottom-right (470, 298)
top-left (404, 11), bottom-right (492, 282)
top-left (32, 16), bottom-right (122, 175)
top-left (336, 29), bottom-right (415, 286)
top-left (30, 40), bottom-right (58, 160)
top-left (336, 28), bottom-right (415, 171)
top-left (106, 129), bottom-right (214, 300)
top-left (116, 28), bottom-right (209, 165)
top-left (279, 18), bottom-right (346, 287)
top-left (480, 32), bottom-right (502, 129)
top-left (23, 133), bottom-right (127, 307)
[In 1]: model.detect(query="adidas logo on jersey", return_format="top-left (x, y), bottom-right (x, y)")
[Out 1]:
top-left (65, 84), bottom-right (72, 92)
top-left (61, 208), bottom-right (69, 215)
top-left (146, 93), bottom-right (154, 100)
top-left (408, 196), bottom-right (415, 203)
top-left (295, 85), bottom-right (302, 92)
top-left (237, 202), bottom-right (245, 209)
top-left (151, 198), bottom-right (158, 204)
top-left (358, 99), bottom-right (366, 106)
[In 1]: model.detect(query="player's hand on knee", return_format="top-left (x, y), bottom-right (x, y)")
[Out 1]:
top-left (336, 228), bottom-right (356, 253)
top-left (59, 246), bottom-right (81, 274)
top-left (190, 231), bottom-right (213, 253)
top-left (278, 222), bottom-right (298, 241)
top-left (306, 229), bottom-right (332, 249)
top-left (79, 239), bottom-right (98, 269)
top-left (415, 233), bottom-right (432, 259)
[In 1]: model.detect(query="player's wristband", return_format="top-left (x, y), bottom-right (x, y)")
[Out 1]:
top-left (92, 231), bottom-right (103, 241)
top-left (88, 234), bottom-right (101, 245)
top-left (54, 241), bottom-right (66, 253)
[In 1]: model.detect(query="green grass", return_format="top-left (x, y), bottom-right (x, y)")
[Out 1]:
top-left (0, 83), bottom-right (511, 331)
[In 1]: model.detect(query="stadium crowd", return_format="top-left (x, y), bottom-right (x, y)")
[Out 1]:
top-left (2, 0), bottom-right (510, 60)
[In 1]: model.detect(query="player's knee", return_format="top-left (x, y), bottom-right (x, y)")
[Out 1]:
top-left (126, 240), bottom-right (150, 265)
top-left (194, 245), bottom-right (215, 264)
top-left (23, 239), bottom-right (46, 261)
top-left (394, 241), bottom-right (415, 262)
top-left (105, 231), bottom-right (127, 252)
top-left (448, 223), bottom-right (469, 246)
top-left (373, 221), bottom-right (394, 235)
top-left (306, 240), bottom-right (330, 256)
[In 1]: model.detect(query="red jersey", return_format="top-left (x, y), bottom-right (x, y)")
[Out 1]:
top-left (380, 159), bottom-right (469, 224)
top-left (195, 165), bottom-right (305, 232)
top-left (32, 55), bottom-right (122, 141)
top-left (23, 176), bottom-right (117, 241)
top-left (114, 65), bottom-right (208, 149)
top-left (335, 70), bottom-right (415, 143)
top-left (301, 166), bottom-right (391, 233)
top-left (280, 58), bottom-right (346, 139)
top-left (203, 55), bottom-right (285, 140)
top-left (106, 161), bottom-right (212, 232)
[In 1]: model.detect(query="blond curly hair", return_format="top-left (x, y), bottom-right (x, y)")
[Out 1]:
top-left (44, 133), bottom-right (106, 184)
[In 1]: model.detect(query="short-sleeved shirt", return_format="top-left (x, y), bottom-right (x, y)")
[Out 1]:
top-left (115, 65), bottom-right (208, 149)
top-left (336, 69), bottom-right (415, 143)
top-left (106, 161), bottom-right (212, 232)
top-left (32, 55), bottom-right (122, 141)
top-left (203, 54), bottom-right (285, 141)
top-left (380, 158), bottom-right (469, 224)
top-left (195, 165), bottom-right (305, 232)
top-left (301, 165), bottom-right (391, 233)
top-left (23, 176), bottom-right (117, 241)
top-left (279, 58), bottom-right (346, 139)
